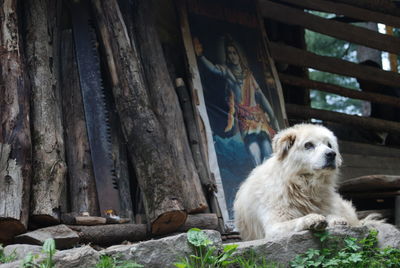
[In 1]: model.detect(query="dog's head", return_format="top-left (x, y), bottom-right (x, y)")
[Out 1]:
top-left (272, 124), bottom-right (342, 174)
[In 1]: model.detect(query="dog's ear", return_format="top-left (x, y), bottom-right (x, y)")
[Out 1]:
top-left (272, 129), bottom-right (296, 160)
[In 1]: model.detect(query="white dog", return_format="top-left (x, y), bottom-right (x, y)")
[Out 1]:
top-left (234, 124), bottom-right (361, 241)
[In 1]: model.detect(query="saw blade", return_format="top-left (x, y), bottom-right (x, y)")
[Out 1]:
top-left (70, 0), bottom-right (120, 216)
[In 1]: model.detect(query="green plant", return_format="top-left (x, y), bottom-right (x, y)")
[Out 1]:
top-left (290, 229), bottom-right (400, 268)
top-left (21, 238), bottom-right (56, 268)
top-left (95, 255), bottom-right (143, 268)
top-left (0, 244), bottom-right (16, 263)
top-left (235, 250), bottom-right (283, 268)
top-left (174, 228), bottom-right (238, 268)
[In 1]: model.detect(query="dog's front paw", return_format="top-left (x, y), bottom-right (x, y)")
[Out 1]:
top-left (327, 215), bottom-right (348, 227)
top-left (296, 213), bottom-right (327, 231)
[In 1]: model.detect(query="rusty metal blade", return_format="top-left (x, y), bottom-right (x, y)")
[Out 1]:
top-left (70, 0), bottom-right (120, 216)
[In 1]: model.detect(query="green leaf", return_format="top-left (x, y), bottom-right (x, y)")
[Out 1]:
top-left (186, 228), bottom-right (211, 247)
top-left (173, 263), bottom-right (187, 268)
top-left (42, 238), bottom-right (56, 255)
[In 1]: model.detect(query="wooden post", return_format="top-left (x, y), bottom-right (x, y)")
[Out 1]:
top-left (175, 78), bottom-right (216, 193)
top-left (60, 30), bottom-right (100, 217)
top-left (91, 0), bottom-right (189, 235)
top-left (24, 0), bottom-right (67, 225)
top-left (0, 0), bottom-right (32, 243)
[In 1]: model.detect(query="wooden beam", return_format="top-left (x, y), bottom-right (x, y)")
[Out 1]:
top-left (260, 0), bottom-right (400, 54)
top-left (342, 191), bottom-right (400, 198)
top-left (286, 103), bottom-right (400, 134)
top-left (334, 0), bottom-right (400, 18)
top-left (278, 73), bottom-right (400, 108)
top-left (276, 0), bottom-right (400, 28)
top-left (340, 175), bottom-right (400, 192)
top-left (270, 42), bottom-right (400, 88)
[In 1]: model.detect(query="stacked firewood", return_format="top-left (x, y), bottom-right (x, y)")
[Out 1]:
top-left (0, 0), bottom-right (220, 245)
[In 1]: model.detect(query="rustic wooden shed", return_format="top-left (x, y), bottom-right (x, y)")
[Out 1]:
top-left (1, 0), bottom-right (400, 245)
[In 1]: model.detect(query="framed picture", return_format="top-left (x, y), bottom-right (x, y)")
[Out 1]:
top-left (179, 0), bottom-right (287, 230)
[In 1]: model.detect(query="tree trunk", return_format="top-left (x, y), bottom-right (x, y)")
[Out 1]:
top-left (60, 30), bottom-right (99, 217)
top-left (24, 0), bottom-right (67, 225)
top-left (0, 0), bottom-right (32, 243)
top-left (91, 0), bottom-right (188, 235)
top-left (132, 0), bottom-right (208, 213)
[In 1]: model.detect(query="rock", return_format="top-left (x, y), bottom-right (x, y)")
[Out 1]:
top-left (230, 226), bottom-right (370, 265)
top-left (3, 244), bottom-right (42, 260)
top-left (229, 230), bottom-right (319, 265)
top-left (0, 260), bottom-right (21, 268)
top-left (369, 222), bottom-right (400, 248)
top-left (53, 245), bottom-right (100, 268)
top-left (0, 245), bottom-right (100, 268)
top-left (14, 224), bottom-right (79, 249)
top-left (101, 230), bottom-right (221, 268)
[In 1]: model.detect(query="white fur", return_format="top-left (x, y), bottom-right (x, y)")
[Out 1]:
top-left (234, 124), bottom-right (361, 241)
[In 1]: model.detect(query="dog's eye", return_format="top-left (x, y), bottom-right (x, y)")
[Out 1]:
top-left (327, 142), bottom-right (332, 148)
top-left (304, 142), bottom-right (314, 150)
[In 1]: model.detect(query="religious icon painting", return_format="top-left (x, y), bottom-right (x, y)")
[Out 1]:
top-left (179, 0), bottom-right (288, 230)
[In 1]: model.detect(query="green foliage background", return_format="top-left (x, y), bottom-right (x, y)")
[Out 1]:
top-left (306, 12), bottom-right (366, 115)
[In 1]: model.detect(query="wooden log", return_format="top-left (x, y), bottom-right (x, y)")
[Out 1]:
top-left (276, 0), bottom-right (400, 28)
top-left (177, 213), bottom-right (218, 232)
top-left (75, 216), bottom-right (106, 226)
top-left (0, 0), bottom-right (32, 243)
top-left (335, 0), bottom-right (400, 17)
top-left (24, 0), bottom-right (67, 225)
top-left (279, 73), bottom-right (400, 108)
top-left (356, 209), bottom-right (393, 220)
top-left (131, 0), bottom-right (208, 214)
top-left (60, 30), bottom-right (99, 216)
top-left (270, 42), bottom-right (400, 88)
top-left (286, 104), bottom-right (400, 134)
top-left (175, 78), bottom-right (216, 193)
top-left (260, 0), bottom-right (400, 55)
top-left (340, 175), bottom-right (400, 192)
top-left (69, 213), bottom-right (218, 245)
top-left (69, 224), bottom-right (148, 246)
top-left (342, 191), bottom-right (400, 198)
top-left (91, 0), bottom-right (188, 235)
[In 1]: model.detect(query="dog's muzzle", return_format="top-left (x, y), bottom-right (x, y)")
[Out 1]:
top-left (323, 150), bottom-right (336, 169)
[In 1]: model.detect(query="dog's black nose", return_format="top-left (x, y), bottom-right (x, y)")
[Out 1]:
top-left (326, 151), bottom-right (336, 161)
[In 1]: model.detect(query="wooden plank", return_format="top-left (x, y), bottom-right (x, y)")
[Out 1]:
top-left (286, 104), bottom-right (400, 134)
top-left (260, 0), bottom-right (400, 54)
top-left (277, 0), bottom-right (400, 28)
top-left (341, 191), bottom-right (400, 198)
top-left (279, 73), bottom-right (400, 108)
top-left (335, 0), bottom-right (400, 17)
top-left (270, 42), bottom-right (400, 88)
top-left (342, 154), bottom-right (400, 169)
top-left (340, 167), bottom-right (400, 182)
top-left (339, 140), bottom-right (400, 158)
top-left (340, 175), bottom-right (400, 192)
